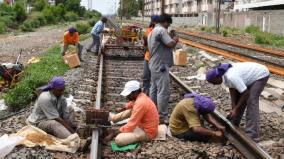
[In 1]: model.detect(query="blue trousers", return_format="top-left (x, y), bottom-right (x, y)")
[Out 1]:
top-left (142, 60), bottom-right (151, 96)
top-left (87, 34), bottom-right (100, 53)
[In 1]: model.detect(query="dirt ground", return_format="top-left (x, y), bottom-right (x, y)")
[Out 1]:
top-left (0, 25), bottom-right (70, 65)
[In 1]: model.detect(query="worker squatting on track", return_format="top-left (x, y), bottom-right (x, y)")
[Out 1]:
top-left (147, 14), bottom-right (179, 125)
top-left (104, 80), bottom-right (159, 146)
top-left (60, 27), bottom-right (84, 62)
top-left (206, 62), bottom-right (270, 142)
top-left (26, 77), bottom-right (76, 139)
top-left (169, 93), bottom-right (225, 142)
top-left (19, 14), bottom-right (271, 153)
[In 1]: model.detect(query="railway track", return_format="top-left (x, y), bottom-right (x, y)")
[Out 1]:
top-left (90, 46), bottom-right (272, 159)
top-left (129, 20), bottom-right (284, 76)
top-left (0, 23), bottom-right (281, 158)
top-left (176, 31), bottom-right (284, 76)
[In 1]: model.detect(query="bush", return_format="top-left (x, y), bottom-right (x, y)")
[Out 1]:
top-left (20, 20), bottom-right (35, 32)
top-left (0, 3), bottom-right (15, 16)
top-left (4, 46), bottom-right (69, 111)
top-left (221, 30), bottom-right (229, 37)
top-left (13, 2), bottom-right (27, 22)
top-left (43, 6), bottom-right (58, 24)
top-left (33, 0), bottom-right (47, 11)
top-left (245, 25), bottom-right (259, 34)
top-left (34, 13), bottom-right (47, 26)
top-left (0, 22), bottom-right (7, 34)
top-left (88, 17), bottom-right (101, 26)
top-left (76, 23), bottom-right (90, 34)
top-left (64, 11), bottom-right (79, 22)
top-left (53, 4), bottom-right (65, 20)
top-left (0, 16), bottom-right (15, 28)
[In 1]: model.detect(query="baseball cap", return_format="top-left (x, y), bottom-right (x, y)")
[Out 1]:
top-left (120, 80), bottom-right (140, 96)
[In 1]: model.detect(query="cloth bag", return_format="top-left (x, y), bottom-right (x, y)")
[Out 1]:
top-left (16, 125), bottom-right (80, 153)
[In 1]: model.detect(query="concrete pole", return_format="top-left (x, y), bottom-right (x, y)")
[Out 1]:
top-left (161, 0), bottom-right (165, 14)
top-left (216, 0), bottom-right (221, 33)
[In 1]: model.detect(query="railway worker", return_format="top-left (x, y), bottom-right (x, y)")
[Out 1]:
top-left (60, 27), bottom-right (84, 62)
top-left (27, 77), bottom-right (76, 139)
top-left (142, 15), bottom-right (159, 96)
top-left (206, 62), bottom-right (270, 142)
top-left (169, 93), bottom-right (225, 142)
top-left (86, 17), bottom-right (108, 55)
top-left (147, 13), bottom-right (179, 124)
top-left (104, 80), bottom-right (159, 146)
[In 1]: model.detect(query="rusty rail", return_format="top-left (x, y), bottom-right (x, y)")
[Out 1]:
top-left (90, 54), bottom-right (104, 159)
top-left (177, 30), bottom-right (284, 58)
top-left (169, 71), bottom-right (272, 159)
top-left (179, 38), bottom-right (284, 76)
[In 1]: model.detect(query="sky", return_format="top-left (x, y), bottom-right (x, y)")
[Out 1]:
top-left (81, 0), bottom-right (119, 15)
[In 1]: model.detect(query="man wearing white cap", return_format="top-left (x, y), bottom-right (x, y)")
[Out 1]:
top-left (104, 80), bottom-right (159, 146)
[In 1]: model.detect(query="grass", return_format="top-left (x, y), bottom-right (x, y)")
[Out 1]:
top-left (245, 25), bottom-right (284, 47)
top-left (4, 45), bottom-right (69, 111)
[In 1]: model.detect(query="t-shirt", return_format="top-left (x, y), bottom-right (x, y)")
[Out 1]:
top-left (144, 27), bottom-right (153, 61)
top-left (91, 20), bottom-right (104, 35)
top-left (120, 93), bottom-right (159, 139)
top-left (148, 24), bottom-right (174, 71)
top-left (223, 62), bottom-right (270, 93)
top-left (169, 98), bottom-right (201, 135)
top-left (27, 91), bottom-right (68, 124)
top-left (63, 31), bottom-right (79, 45)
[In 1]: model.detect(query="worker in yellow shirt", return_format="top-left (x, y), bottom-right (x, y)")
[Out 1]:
top-left (142, 15), bottom-right (159, 95)
top-left (169, 93), bottom-right (225, 142)
top-left (61, 27), bottom-right (84, 62)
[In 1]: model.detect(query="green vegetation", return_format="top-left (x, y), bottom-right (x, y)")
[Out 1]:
top-left (245, 25), bottom-right (284, 47)
top-left (4, 46), bottom-right (69, 111)
top-left (200, 26), bottom-right (215, 33)
top-left (76, 22), bottom-right (91, 34)
top-left (0, 0), bottom-right (102, 34)
top-left (118, 0), bottom-right (139, 19)
top-left (199, 25), bottom-right (284, 47)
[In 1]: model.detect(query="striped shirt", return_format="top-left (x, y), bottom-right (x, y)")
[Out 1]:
top-left (91, 20), bottom-right (104, 35)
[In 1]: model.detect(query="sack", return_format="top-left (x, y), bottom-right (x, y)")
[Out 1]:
top-left (0, 134), bottom-right (24, 158)
top-left (16, 125), bottom-right (80, 153)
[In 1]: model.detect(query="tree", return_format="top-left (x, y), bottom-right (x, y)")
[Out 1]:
top-left (118, 0), bottom-right (139, 19)
top-left (13, 2), bottom-right (27, 22)
top-left (33, 0), bottom-right (47, 11)
top-left (138, 0), bottom-right (144, 17)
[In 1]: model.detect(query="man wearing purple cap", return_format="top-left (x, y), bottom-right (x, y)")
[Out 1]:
top-left (169, 93), bottom-right (225, 142)
top-left (61, 27), bottom-right (84, 62)
top-left (27, 77), bottom-right (76, 139)
top-left (206, 62), bottom-right (270, 142)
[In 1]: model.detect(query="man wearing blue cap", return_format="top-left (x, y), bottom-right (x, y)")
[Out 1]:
top-left (27, 77), bottom-right (76, 139)
top-left (169, 93), bottom-right (225, 142)
top-left (61, 27), bottom-right (84, 62)
top-left (142, 15), bottom-right (159, 96)
top-left (206, 62), bottom-right (270, 142)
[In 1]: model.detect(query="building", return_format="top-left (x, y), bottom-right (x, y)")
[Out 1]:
top-left (143, 0), bottom-right (230, 17)
top-left (234, 0), bottom-right (284, 11)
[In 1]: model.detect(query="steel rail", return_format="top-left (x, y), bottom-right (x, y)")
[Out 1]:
top-left (179, 38), bottom-right (284, 76)
top-left (90, 54), bottom-right (104, 159)
top-left (176, 30), bottom-right (284, 58)
top-left (169, 71), bottom-right (272, 159)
